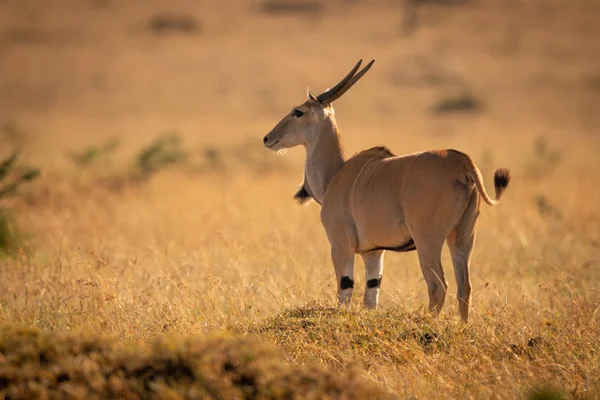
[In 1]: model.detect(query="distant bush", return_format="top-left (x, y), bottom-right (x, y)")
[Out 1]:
top-left (64, 134), bottom-right (289, 188)
top-left (67, 138), bottom-right (119, 167)
top-left (431, 92), bottom-right (481, 114)
top-left (149, 14), bottom-right (201, 34)
top-left (535, 195), bottom-right (562, 220)
top-left (0, 209), bottom-right (20, 257)
top-left (260, 0), bottom-right (323, 15)
top-left (583, 74), bottom-right (600, 92)
top-left (0, 326), bottom-right (395, 399)
top-left (136, 133), bottom-right (187, 180)
top-left (408, 0), bottom-right (472, 5)
top-left (1, 122), bottom-right (27, 148)
top-left (524, 136), bottom-right (562, 183)
top-left (193, 137), bottom-right (289, 175)
top-left (0, 152), bottom-right (39, 199)
top-left (0, 152), bottom-right (39, 257)
top-left (402, 0), bottom-right (474, 35)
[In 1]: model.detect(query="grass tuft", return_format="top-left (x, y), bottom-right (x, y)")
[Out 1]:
top-left (527, 385), bottom-right (566, 400)
top-left (0, 325), bottom-right (394, 399)
top-left (0, 209), bottom-right (20, 258)
top-left (232, 302), bottom-right (597, 398)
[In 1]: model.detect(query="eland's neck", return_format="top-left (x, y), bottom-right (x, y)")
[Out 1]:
top-left (304, 118), bottom-right (345, 204)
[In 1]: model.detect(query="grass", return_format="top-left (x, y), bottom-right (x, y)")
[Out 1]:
top-left (0, 0), bottom-right (599, 398)
top-left (0, 209), bottom-right (18, 258)
top-left (0, 326), bottom-right (393, 399)
top-left (1, 147), bottom-right (597, 397)
top-left (235, 303), bottom-right (597, 398)
top-left (0, 151), bottom-right (40, 256)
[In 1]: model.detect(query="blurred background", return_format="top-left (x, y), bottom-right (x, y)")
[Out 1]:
top-left (1, 0), bottom-right (598, 165)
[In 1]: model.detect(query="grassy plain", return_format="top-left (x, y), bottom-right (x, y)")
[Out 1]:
top-left (1, 0), bottom-right (599, 398)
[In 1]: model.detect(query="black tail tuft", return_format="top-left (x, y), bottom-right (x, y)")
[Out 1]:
top-left (293, 186), bottom-right (312, 205)
top-left (493, 168), bottom-right (511, 200)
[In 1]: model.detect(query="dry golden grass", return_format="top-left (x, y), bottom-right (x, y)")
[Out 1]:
top-left (1, 0), bottom-right (599, 398)
top-left (1, 326), bottom-right (392, 399)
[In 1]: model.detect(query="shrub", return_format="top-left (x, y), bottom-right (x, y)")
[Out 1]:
top-left (136, 133), bottom-right (187, 179)
top-left (0, 152), bottom-right (39, 256)
top-left (0, 152), bottom-right (40, 199)
top-left (0, 209), bottom-right (19, 257)
top-left (260, 0), bottom-right (322, 15)
top-left (67, 139), bottom-right (119, 167)
top-left (431, 92), bottom-right (481, 114)
top-left (149, 14), bottom-right (201, 34)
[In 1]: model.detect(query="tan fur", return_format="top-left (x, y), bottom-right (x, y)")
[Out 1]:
top-left (263, 61), bottom-right (510, 322)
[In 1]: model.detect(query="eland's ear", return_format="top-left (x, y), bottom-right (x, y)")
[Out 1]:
top-left (307, 87), bottom-right (318, 103)
top-left (307, 88), bottom-right (323, 114)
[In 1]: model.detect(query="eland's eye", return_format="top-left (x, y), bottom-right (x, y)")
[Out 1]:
top-left (292, 109), bottom-right (304, 118)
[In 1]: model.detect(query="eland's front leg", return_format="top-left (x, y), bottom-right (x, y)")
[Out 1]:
top-left (361, 250), bottom-right (384, 308)
top-left (331, 247), bottom-right (355, 305)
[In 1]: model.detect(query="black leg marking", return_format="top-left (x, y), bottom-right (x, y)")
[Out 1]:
top-left (340, 276), bottom-right (354, 290)
top-left (367, 277), bottom-right (382, 289)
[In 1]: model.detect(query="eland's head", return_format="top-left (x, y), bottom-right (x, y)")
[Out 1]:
top-left (263, 59), bottom-right (375, 151)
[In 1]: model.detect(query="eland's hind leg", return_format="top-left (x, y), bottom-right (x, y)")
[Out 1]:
top-left (404, 164), bottom-right (474, 317)
top-left (412, 235), bottom-right (448, 316)
top-left (361, 250), bottom-right (384, 308)
top-left (447, 189), bottom-right (480, 322)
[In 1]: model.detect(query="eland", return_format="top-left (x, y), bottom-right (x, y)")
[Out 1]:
top-left (262, 60), bottom-right (510, 322)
